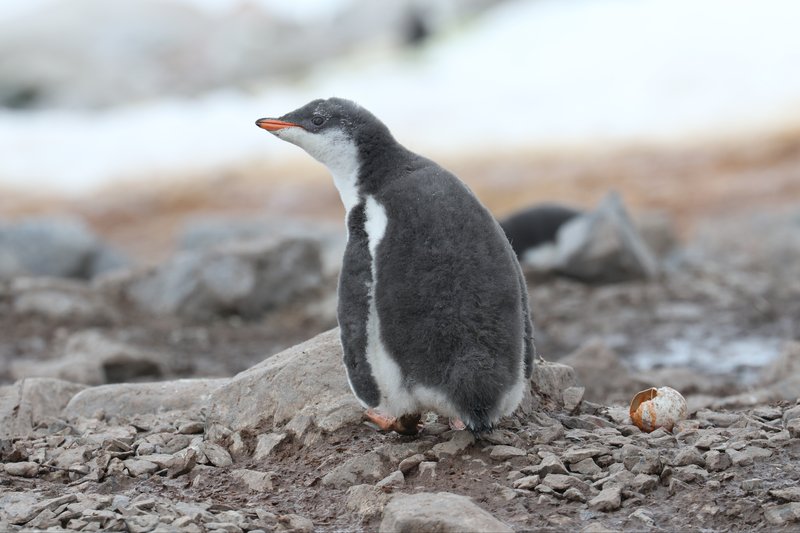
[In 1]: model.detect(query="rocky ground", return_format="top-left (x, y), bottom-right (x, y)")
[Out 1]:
top-left (2, 137), bottom-right (800, 531)
top-left (2, 331), bottom-right (800, 532)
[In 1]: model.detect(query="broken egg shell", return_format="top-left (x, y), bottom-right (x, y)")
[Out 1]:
top-left (629, 386), bottom-right (688, 433)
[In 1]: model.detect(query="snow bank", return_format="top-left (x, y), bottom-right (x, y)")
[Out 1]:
top-left (1, 0), bottom-right (800, 194)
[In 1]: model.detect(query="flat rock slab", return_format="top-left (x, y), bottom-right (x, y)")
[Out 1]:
top-left (64, 378), bottom-right (227, 419)
top-left (205, 328), bottom-right (362, 439)
top-left (0, 377), bottom-right (86, 438)
top-left (379, 492), bottom-right (512, 533)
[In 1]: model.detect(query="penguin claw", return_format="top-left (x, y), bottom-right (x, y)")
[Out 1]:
top-left (364, 410), bottom-right (423, 436)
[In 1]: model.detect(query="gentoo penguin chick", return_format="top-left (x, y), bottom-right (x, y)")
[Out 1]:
top-left (499, 204), bottom-right (582, 259)
top-left (256, 98), bottom-right (534, 434)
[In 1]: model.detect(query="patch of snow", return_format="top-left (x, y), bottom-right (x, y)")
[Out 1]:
top-left (2, 0), bottom-right (800, 194)
top-left (633, 336), bottom-right (783, 376)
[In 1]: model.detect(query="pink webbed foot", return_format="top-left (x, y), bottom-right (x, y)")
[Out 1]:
top-left (449, 417), bottom-right (467, 431)
top-left (364, 410), bottom-right (423, 436)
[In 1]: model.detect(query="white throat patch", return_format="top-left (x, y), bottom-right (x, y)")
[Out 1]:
top-left (274, 127), bottom-right (360, 212)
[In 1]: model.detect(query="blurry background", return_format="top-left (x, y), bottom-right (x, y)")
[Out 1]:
top-left (1, 0), bottom-right (799, 408)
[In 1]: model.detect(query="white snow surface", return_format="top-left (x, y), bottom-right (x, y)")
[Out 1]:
top-left (2, 0), bottom-right (800, 194)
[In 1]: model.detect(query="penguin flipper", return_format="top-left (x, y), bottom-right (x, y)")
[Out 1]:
top-left (519, 268), bottom-right (535, 380)
top-left (339, 202), bottom-right (381, 408)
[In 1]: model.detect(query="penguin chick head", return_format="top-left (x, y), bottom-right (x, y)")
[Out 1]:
top-left (255, 97), bottom-right (394, 175)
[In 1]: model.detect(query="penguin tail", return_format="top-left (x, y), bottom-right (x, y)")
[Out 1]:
top-left (465, 419), bottom-right (495, 435)
top-left (446, 352), bottom-right (505, 434)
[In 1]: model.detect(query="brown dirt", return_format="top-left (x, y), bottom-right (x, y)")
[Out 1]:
top-left (3, 129), bottom-right (800, 263)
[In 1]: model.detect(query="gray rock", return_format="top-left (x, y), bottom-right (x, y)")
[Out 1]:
top-left (346, 485), bottom-right (391, 520)
top-left (0, 377), bottom-right (86, 438)
top-left (672, 465), bottom-right (709, 484)
top-left (430, 431), bottom-right (474, 460)
top-left (137, 432), bottom-right (190, 455)
top-left (697, 410), bottom-right (743, 428)
top-left (563, 487), bottom-right (587, 502)
top-left (253, 433), bottom-right (287, 461)
top-left (788, 418), bottom-right (800, 439)
top-left (10, 277), bottom-right (117, 324)
top-left (535, 423), bottom-right (566, 444)
top-left (280, 514), bottom-right (314, 533)
top-left (763, 503), bottom-right (800, 526)
top-left (741, 478), bottom-right (764, 492)
top-left (672, 446), bottom-right (705, 467)
top-left (527, 192), bottom-right (659, 283)
top-left (123, 458), bottom-right (158, 477)
top-left (528, 359), bottom-right (580, 410)
top-left (202, 442), bottom-right (233, 467)
top-left (588, 485), bottom-right (622, 512)
top-left (64, 378), bottom-right (225, 419)
top-left (26, 509), bottom-right (59, 530)
top-left (0, 216), bottom-right (122, 279)
top-left (3, 461), bottom-right (39, 477)
top-left (398, 454), bottom-right (426, 474)
top-left (634, 211), bottom-right (677, 258)
top-left (769, 429), bottom-right (792, 446)
top-left (512, 475), bottom-right (540, 490)
top-left (417, 462), bottom-right (437, 482)
top-left (541, 473), bottom-right (591, 496)
top-left (593, 469), bottom-right (635, 490)
top-left (231, 469), bottom-right (275, 492)
top-left (124, 236), bottom-right (324, 320)
top-left (563, 446), bottom-right (611, 464)
top-left (570, 458), bottom-right (602, 477)
top-left (693, 433), bottom-right (725, 450)
top-left (11, 330), bottom-right (169, 385)
top-left (622, 447), bottom-right (662, 475)
top-left (177, 421), bottom-right (205, 435)
top-left (125, 514), bottom-right (160, 533)
top-left (205, 329), bottom-right (362, 440)
top-left (753, 405), bottom-right (783, 420)
top-left (703, 450), bottom-right (732, 472)
top-left (533, 455), bottom-right (569, 477)
top-left (376, 442), bottom-right (431, 465)
top-left (376, 470), bottom-right (405, 491)
top-left (562, 386), bottom-right (584, 413)
top-left (783, 404), bottom-right (800, 424)
top-left (629, 508), bottom-right (655, 527)
top-left (166, 449), bottom-right (197, 478)
top-left (770, 487), bottom-right (800, 502)
top-left (727, 446), bottom-right (772, 466)
top-left (632, 473), bottom-right (659, 493)
top-left (760, 342), bottom-right (800, 387)
top-left (379, 492), bottom-right (512, 533)
top-left (53, 445), bottom-right (91, 469)
top-left (321, 451), bottom-right (386, 488)
top-left (179, 215), bottom-right (346, 278)
top-left (489, 445), bottom-right (527, 460)
top-left (0, 492), bottom-right (40, 524)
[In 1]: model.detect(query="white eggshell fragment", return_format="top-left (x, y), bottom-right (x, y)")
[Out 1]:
top-left (629, 386), bottom-right (688, 432)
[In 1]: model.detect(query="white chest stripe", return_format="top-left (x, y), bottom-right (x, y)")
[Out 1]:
top-left (363, 196), bottom-right (414, 414)
top-left (364, 196), bottom-right (388, 258)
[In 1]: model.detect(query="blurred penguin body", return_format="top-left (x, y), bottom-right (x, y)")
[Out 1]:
top-left (500, 204), bottom-right (582, 259)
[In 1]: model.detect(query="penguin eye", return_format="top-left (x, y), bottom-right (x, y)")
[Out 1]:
top-left (312, 116), bottom-right (325, 126)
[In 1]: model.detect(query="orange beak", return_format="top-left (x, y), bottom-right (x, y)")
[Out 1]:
top-left (255, 118), bottom-right (301, 131)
